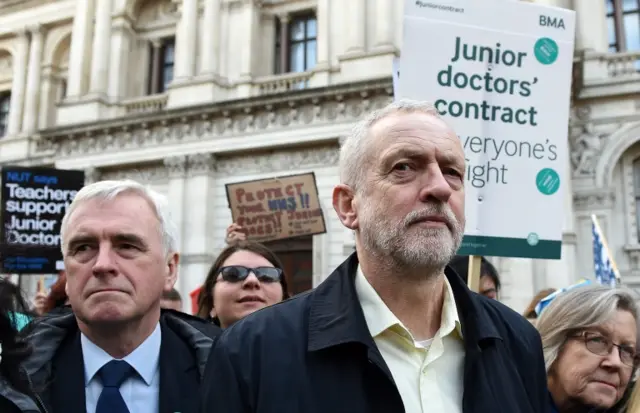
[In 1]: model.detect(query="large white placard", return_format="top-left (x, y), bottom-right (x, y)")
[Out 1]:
top-left (397, 0), bottom-right (575, 259)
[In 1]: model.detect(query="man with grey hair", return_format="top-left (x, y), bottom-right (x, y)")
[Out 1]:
top-left (201, 100), bottom-right (549, 412)
top-left (22, 179), bottom-right (221, 413)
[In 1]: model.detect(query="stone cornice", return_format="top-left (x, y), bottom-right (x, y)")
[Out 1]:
top-left (100, 162), bottom-right (168, 182)
top-left (75, 144), bottom-right (339, 184)
top-left (216, 145), bottom-right (339, 175)
top-left (36, 77), bottom-right (393, 157)
top-left (39, 78), bottom-right (391, 136)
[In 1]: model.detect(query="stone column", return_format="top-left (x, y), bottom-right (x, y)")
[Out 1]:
top-left (66, 0), bottom-right (96, 98)
top-left (84, 167), bottom-right (100, 185)
top-left (542, 151), bottom-right (577, 287)
top-left (22, 25), bottom-right (45, 134)
top-left (344, 0), bottom-right (365, 55)
top-left (315, 0), bottom-right (330, 69)
top-left (164, 155), bottom-right (187, 253)
top-left (572, 1), bottom-right (608, 81)
top-left (7, 30), bottom-right (29, 136)
top-left (89, 0), bottom-right (112, 97)
top-left (165, 155), bottom-right (188, 311)
top-left (277, 14), bottom-right (289, 73)
top-left (500, 258), bottom-right (536, 313)
top-left (108, 14), bottom-right (133, 99)
top-left (199, 0), bottom-right (221, 76)
top-left (149, 40), bottom-right (162, 94)
top-left (239, 2), bottom-right (258, 79)
top-left (574, 1), bottom-right (608, 52)
top-left (218, 2), bottom-right (230, 79)
top-left (182, 153), bottom-right (217, 310)
top-left (174, 0), bottom-right (198, 81)
top-left (38, 66), bottom-right (55, 129)
top-left (373, 0), bottom-right (393, 50)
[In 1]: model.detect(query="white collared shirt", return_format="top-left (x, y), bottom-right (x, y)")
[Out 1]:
top-left (82, 323), bottom-right (161, 413)
top-left (355, 266), bottom-right (465, 413)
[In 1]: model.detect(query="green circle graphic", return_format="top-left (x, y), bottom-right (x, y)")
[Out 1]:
top-left (534, 38), bottom-right (559, 65)
top-left (527, 232), bottom-right (540, 246)
top-left (536, 168), bottom-right (560, 195)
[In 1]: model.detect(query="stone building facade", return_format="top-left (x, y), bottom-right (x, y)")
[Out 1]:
top-left (0, 0), bottom-right (638, 313)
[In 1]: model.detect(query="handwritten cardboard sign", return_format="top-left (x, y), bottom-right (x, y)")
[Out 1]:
top-left (225, 172), bottom-right (327, 243)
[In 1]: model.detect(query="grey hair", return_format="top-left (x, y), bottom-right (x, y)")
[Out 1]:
top-left (536, 284), bottom-right (639, 372)
top-left (339, 99), bottom-right (443, 192)
top-left (60, 179), bottom-right (178, 256)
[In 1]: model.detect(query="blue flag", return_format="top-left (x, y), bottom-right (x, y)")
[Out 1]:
top-left (592, 215), bottom-right (618, 287)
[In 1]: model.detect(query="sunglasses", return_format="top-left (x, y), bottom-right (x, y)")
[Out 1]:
top-left (219, 266), bottom-right (283, 283)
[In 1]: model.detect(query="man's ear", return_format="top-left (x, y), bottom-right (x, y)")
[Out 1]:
top-left (164, 253), bottom-right (179, 291)
top-left (332, 184), bottom-right (359, 230)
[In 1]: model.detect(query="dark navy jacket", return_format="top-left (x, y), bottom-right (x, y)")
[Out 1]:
top-left (202, 253), bottom-right (550, 413)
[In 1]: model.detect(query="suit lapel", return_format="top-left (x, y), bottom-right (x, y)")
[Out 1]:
top-left (50, 331), bottom-right (86, 413)
top-left (159, 320), bottom-right (199, 413)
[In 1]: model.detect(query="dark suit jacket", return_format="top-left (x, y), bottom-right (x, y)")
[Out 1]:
top-left (23, 310), bottom-right (220, 413)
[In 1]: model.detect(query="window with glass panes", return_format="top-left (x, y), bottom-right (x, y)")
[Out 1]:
top-left (289, 14), bottom-right (317, 73)
top-left (0, 92), bottom-right (10, 137)
top-left (274, 13), bottom-right (317, 74)
top-left (160, 39), bottom-right (174, 93)
top-left (606, 0), bottom-right (640, 52)
top-left (147, 37), bottom-right (175, 95)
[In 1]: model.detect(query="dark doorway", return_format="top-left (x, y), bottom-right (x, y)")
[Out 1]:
top-left (265, 236), bottom-right (313, 296)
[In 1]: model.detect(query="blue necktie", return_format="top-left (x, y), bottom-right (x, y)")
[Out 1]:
top-left (95, 360), bottom-right (134, 413)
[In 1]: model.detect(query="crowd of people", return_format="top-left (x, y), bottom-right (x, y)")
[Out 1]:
top-left (0, 99), bottom-right (638, 412)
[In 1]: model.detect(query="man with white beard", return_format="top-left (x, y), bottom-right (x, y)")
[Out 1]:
top-left (201, 100), bottom-right (549, 413)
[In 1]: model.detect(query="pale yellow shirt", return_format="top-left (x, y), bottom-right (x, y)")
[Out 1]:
top-left (355, 266), bottom-right (465, 413)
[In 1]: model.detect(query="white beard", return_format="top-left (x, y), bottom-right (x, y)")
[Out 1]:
top-left (358, 199), bottom-right (464, 270)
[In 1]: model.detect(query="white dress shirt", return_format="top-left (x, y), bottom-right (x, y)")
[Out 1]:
top-left (82, 323), bottom-right (161, 413)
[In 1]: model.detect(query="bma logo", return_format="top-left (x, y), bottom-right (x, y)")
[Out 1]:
top-left (539, 15), bottom-right (565, 29)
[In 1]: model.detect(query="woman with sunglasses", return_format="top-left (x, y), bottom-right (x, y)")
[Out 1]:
top-left (536, 284), bottom-right (638, 413)
top-left (197, 241), bottom-right (289, 328)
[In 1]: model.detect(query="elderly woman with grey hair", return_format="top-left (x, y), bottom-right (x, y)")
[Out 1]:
top-left (537, 284), bottom-right (639, 413)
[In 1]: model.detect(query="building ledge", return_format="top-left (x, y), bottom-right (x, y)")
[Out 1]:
top-left (38, 77), bottom-right (392, 140)
top-left (573, 50), bottom-right (640, 100)
top-left (33, 77), bottom-right (394, 160)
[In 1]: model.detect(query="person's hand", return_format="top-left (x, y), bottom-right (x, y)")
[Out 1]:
top-left (32, 292), bottom-right (47, 315)
top-left (225, 223), bottom-right (248, 245)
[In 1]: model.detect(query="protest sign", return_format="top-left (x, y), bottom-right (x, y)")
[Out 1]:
top-left (1, 166), bottom-right (84, 273)
top-left (397, 0), bottom-right (575, 259)
top-left (225, 172), bottom-right (326, 243)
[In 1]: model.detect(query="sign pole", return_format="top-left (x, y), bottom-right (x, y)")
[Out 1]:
top-left (468, 255), bottom-right (482, 293)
